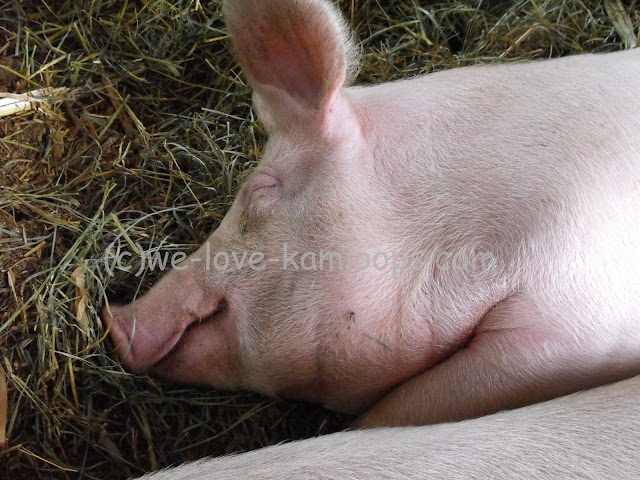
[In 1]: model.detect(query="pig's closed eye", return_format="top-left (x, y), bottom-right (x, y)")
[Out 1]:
top-left (251, 184), bottom-right (277, 199)
top-left (247, 175), bottom-right (280, 206)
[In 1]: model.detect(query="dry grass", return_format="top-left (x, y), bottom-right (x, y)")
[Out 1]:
top-left (0, 0), bottom-right (637, 478)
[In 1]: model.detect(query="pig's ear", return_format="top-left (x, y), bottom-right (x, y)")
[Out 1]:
top-left (225, 0), bottom-right (358, 128)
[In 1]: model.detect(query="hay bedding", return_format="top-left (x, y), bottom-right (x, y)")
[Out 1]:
top-left (0, 0), bottom-right (636, 478)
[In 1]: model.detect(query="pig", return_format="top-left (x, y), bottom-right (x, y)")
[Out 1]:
top-left (140, 375), bottom-right (640, 479)
top-left (103, 0), bottom-right (640, 427)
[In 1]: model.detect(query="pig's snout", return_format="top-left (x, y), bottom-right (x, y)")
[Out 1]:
top-left (103, 290), bottom-right (228, 374)
top-left (102, 302), bottom-right (177, 373)
top-left (103, 303), bottom-right (136, 368)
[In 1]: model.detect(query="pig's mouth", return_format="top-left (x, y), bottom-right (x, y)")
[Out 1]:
top-left (149, 298), bottom-right (229, 370)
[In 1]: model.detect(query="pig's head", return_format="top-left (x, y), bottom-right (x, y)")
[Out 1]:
top-left (104, 0), bottom-right (436, 414)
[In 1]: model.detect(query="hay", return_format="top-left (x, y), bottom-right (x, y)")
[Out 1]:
top-left (0, 0), bottom-right (637, 478)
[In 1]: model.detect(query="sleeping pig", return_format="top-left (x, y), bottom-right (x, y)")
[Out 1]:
top-left (103, 0), bottom-right (640, 427)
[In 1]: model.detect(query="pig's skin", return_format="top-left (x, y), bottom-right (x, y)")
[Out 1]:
top-left (104, 0), bottom-right (640, 427)
top-left (140, 375), bottom-right (640, 480)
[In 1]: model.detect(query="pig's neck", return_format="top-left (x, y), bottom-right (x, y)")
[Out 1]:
top-left (348, 83), bottom-right (522, 349)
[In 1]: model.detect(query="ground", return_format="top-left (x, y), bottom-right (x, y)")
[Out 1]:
top-left (0, 0), bottom-right (637, 478)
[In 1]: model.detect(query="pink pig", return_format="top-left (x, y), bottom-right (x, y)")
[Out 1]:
top-left (141, 376), bottom-right (640, 479)
top-left (104, 0), bottom-right (640, 427)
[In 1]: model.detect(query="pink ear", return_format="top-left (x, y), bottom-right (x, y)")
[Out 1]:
top-left (225, 0), bottom-right (356, 121)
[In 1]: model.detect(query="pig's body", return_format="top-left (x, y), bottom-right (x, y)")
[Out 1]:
top-left (105, 0), bottom-right (640, 427)
top-left (345, 51), bottom-right (640, 424)
top-left (141, 375), bottom-right (640, 480)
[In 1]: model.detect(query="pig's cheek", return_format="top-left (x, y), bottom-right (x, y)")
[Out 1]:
top-left (150, 321), bottom-right (241, 387)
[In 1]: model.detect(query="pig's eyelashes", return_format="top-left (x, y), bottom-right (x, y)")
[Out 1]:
top-left (248, 181), bottom-right (279, 203)
top-left (252, 184), bottom-right (277, 197)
